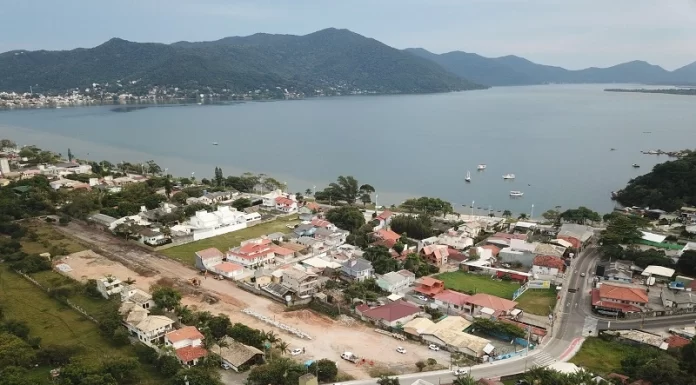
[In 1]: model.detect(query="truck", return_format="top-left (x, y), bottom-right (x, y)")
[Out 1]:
top-left (340, 352), bottom-right (359, 363)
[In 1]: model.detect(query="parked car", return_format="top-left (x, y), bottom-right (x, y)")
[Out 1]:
top-left (580, 272), bottom-right (586, 277)
top-left (221, 363), bottom-right (231, 370)
top-left (291, 348), bottom-right (303, 356)
top-left (416, 295), bottom-right (428, 301)
top-left (428, 344), bottom-right (440, 351)
top-left (453, 368), bottom-right (468, 376)
top-left (396, 347), bottom-right (406, 354)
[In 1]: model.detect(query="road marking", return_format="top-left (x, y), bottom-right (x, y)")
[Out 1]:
top-left (533, 352), bottom-right (555, 367)
top-left (559, 337), bottom-right (584, 361)
top-left (583, 316), bottom-right (598, 337)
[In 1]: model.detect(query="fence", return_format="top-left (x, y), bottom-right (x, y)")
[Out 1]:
top-left (14, 270), bottom-right (98, 324)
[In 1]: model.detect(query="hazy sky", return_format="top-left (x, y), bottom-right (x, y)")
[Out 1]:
top-left (3, 0), bottom-right (696, 70)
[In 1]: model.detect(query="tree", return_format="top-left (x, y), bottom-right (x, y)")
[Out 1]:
top-left (163, 177), bottom-right (172, 199)
top-left (206, 314), bottom-right (232, 340)
top-left (152, 286), bottom-right (182, 311)
top-left (393, 241), bottom-right (405, 254)
top-left (247, 357), bottom-right (306, 385)
top-left (156, 354), bottom-right (181, 376)
top-left (600, 214), bottom-right (643, 245)
top-left (415, 360), bottom-right (426, 372)
top-left (327, 176), bottom-right (361, 204)
top-left (0, 333), bottom-right (35, 368)
top-left (502, 210), bottom-right (512, 218)
top-left (214, 167), bottom-right (224, 187)
top-left (0, 139), bottom-right (16, 150)
top-left (308, 359), bottom-right (338, 383)
top-left (102, 357), bottom-right (140, 383)
top-left (560, 206), bottom-right (601, 224)
top-left (360, 193), bottom-right (372, 206)
top-left (542, 209), bottom-right (560, 222)
top-left (363, 246), bottom-right (400, 274)
top-left (145, 160), bottom-right (162, 175)
top-left (231, 198), bottom-right (252, 211)
top-left (401, 197), bottom-right (453, 216)
top-left (326, 206), bottom-right (366, 233)
top-left (170, 367), bottom-right (223, 385)
top-left (390, 215), bottom-right (433, 240)
top-left (172, 191), bottom-right (189, 205)
top-left (305, 188), bottom-right (312, 196)
top-left (0, 366), bottom-right (34, 385)
top-left (518, 213), bottom-right (528, 220)
top-left (276, 340), bottom-right (289, 355)
top-left (67, 148), bottom-right (74, 162)
top-left (452, 375), bottom-right (477, 385)
top-left (377, 375), bottom-right (400, 385)
top-left (228, 323), bottom-right (266, 349)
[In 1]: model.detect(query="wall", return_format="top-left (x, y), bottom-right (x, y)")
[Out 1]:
top-left (498, 250), bottom-right (535, 267)
top-left (193, 222), bottom-right (247, 241)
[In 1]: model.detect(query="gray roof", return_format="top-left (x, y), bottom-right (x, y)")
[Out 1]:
top-left (267, 232), bottom-right (285, 241)
top-left (314, 228), bottom-right (335, 237)
top-left (379, 271), bottom-right (410, 286)
top-left (89, 213), bottom-right (117, 225)
top-left (343, 257), bottom-right (373, 272)
top-left (294, 224), bottom-right (314, 234)
top-left (297, 236), bottom-right (319, 246)
top-left (558, 224), bottom-right (594, 243)
top-left (662, 287), bottom-right (696, 305)
top-left (213, 336), bottom-right (264, 367)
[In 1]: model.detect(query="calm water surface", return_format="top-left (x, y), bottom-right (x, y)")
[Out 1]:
top-left (1, 84), bottom-right (694, 216)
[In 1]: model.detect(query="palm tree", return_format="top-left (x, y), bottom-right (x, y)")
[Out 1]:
top-left (328, 176), bottom-right (360, 204)
top-left (518, 213), bottom-right (528, 220)
top-left (503, 210), bottom-right (512, 218)
top-left (276, 340), bottom-right (290, 355)
top-left (305, 188), bottom-right (312, 196)
top-left (264, 330), bottom-right (279, 345)
top-left (452, 375), bottom-right (476, 385)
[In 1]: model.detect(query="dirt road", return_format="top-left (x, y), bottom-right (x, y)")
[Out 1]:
top-left (55, 222), bottom-right (449, 378)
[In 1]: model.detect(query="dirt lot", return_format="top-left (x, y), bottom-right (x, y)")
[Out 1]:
top-left (54, 222), bottom-right (449, 379)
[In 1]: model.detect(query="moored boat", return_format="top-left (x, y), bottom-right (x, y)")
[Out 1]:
top-left (509, 191), bottom-right (524, 197)
top-left (477, 164), bottom-right (486, 170)
top-left (503, 174), bottom-right (515, 179)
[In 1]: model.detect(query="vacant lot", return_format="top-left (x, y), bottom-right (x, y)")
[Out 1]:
top-left (20, 220), bottom-right (86, 255)
top-left (570, 337), bottom-right (638, 376)
top-left (161, 215), bottom-right (300, 266)
top-left (0, 267), bottom-right (163, 384)
top-left (516, 288), bottom-right (558, 315)
top-left (435, 272), bottom-right (520, 298)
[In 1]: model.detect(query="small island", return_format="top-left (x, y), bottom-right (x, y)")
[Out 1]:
top-left (605, 88), bottom-right (696, 96)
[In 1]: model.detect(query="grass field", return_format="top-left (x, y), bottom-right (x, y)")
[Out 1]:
top-left (0, 267), bottom-right (163, 384)
top-left (515, 288), bottom-right (558, 315)
top-left (29, 270), bottom-right (114, 316)
top-left (161, 215), bottom-right (300, 266)
top-left (435, 271), bottom-right (520, 298)
top-left (570, 337), bottom-right (638, 376)
top-left (20, 221), bottom-right (86, 255)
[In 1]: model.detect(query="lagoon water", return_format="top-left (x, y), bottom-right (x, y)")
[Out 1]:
top-left (2, 84), bottom-right (695, 216)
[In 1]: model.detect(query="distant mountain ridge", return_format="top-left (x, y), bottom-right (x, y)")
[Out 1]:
top-left (0, 28), bottom-right (484, 95)
top-left (406, 48), bottom-right (696, 86)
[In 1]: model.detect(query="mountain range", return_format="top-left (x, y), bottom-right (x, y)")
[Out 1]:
top-left (2, 28), bottom-right (696, 96)
top-left (0, 28), bottom-right (482, 95)
top-left (405, 48), bottom-right (696, 86)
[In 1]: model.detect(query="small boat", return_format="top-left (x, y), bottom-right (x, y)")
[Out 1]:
top-left (510, 191), bottom-right (524, 197)
top-left (477, 164), bottom-right (487, 170)
top-left (502, 174), bottom-right (515, 180)
top-left (611, 191), bottom-right (618, 200)
top-left (632, 163), bottom-right (640, 168)
top-left (212, 142), bottom-right (219, 146)
top-left (610, 148), bottom-right (615, 151)
top-left (465, 171), bottom-right (471, 182)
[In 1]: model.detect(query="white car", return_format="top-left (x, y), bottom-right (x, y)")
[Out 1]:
top-left (396, 346), bottom-right (406, 354)
top-left (291, 348), bottom-right (303, 356)
top-left (221, 363), bottom-right (231, 370)
top-left (453, 368), bottom-right (469, 376)
top-left (428, 344), bottom-right (440, 351)
top-left (416, 295), bottom-right (428, 301)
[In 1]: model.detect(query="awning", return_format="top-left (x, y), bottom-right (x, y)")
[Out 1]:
top-left (483, 344), bottom-right (495, 354)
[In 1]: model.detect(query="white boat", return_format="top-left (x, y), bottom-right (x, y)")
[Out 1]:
top-left (465, 171), bottom-right (471, 182)
top-left (502, 174), bottom-right (515, 179)
top-left (509, 191), bottom-right (524, 197)
top-left (477, 164), bottom-right (486, 170)
top-left (212, 142), bottom-right (219, 146)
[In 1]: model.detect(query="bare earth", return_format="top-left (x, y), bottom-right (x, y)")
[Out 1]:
top-left (54, 222), bottom-right (449, 379)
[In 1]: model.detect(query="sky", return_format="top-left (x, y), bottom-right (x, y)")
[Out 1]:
top-left (2, 0), bottom-right (696, 70)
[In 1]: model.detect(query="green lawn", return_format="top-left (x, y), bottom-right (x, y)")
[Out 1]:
top-left (570, 337), bottom-right (638, 376)
top-left (29, 270), bottom-right (116, 316)
top-left (20, 221), bottom-right (86, 255)
top-left (516, 288), bottom-right (558, 316)
top-left (435, 271), bottom-right (520, 298)
top-left (0, 267), bottom-right (163, 384)
top-left (160, 215), bottom-right (300, 266)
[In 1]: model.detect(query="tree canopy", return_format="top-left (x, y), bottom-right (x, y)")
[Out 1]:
top-left (363, 246), bottom-right (400, 274)
top-left (400, 197), bottom-right (453, 216)
top-left (326, 206), bottom-right (366, 233)
top-left (560, 206), bottom-right (601, 224)
top-left (390, 215), bottom-right (434, 240)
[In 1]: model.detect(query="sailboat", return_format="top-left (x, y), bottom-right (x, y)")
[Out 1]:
top-left (477, 164), bottom-right (486, 170)
top-left (502, 174), bottom-right (515, 180)
top-left (465, 171), bottom-right (471, 182)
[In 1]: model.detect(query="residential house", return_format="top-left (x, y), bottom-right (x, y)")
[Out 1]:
top-left (195, 247), bottom-right (225, 271)
top-left (120, 285), bottom-right (155, 309)
top-left (437, 228), bottom-right (475, 250)
top-left (465, 293), bottom-right (518, 317)
top-left (188, 206), bottom-right (247, 241)
top-left (276, 196), bottom-right (298, 213)
top-left (314, 227), bottom-right (349, 249)
top-left (497, 240), bottom-right (538, 267)
top-left (373, 210), bottom-right (395, 231)
top-left (261, 189), bottom-right (285, 207)
top-left (420, 244), bottom-right (449, 266)
top-left (372, 228), bottom-right (401, 248)
top-left (293, 224), bottom-right (316, 238)
top-left (356, 300), bottom-right (422, 327)
top-left (281, 268), bottom-right (319, 298)
top-left (165, 326), bottom-right (207, 366)
top-left (271, 245), bottom-right (296, 264)
top-left (137, 227), bottom-right (168, 246)
top-left (296, 236), bottom-right (324, 252)
top-left (433, 290), bottom-right (471, 313)
top-left (213, 262), bottom-right (246, 280)
top-left (534, 243), bottom-right (566, 258)
top-left (298, 206), bottom-right (316, 222)
top-left (661, 287), bottom-right (696, 310)
top-left (138, 202), bottom-right (178, 222)
top-left (414, 277), bottom-right (445, 297)
top-left (341, 258), bottom-right (374, 281)
top-left (96, 276), bottom-right (122, 299)
top-left (120, 302), bottom-right (175, 348)
top-left (377, 270), bottom-right (416, 293)
top-left (532, 255), bottom-right (565, 276)
top-left (485, 232), bottom-right (528, 248)
top-left (557, 224), bottom-right (594, 247)
top-left (198, 191), bottom-right (235, 205)
top-left (591, 284), bottom-right (648, 315)
top-left (253, 269), bottom-right (273, 287)
top-left (88, 213), bottom-right (118, 229)
top-left (212, 336), bottom-right (264, 372)
top-left (596, 260), bottom-right (635, 283)
top-left (227, 239), bottom-right (276, 269)
top-left (406, 316), bottom-right (495, 359)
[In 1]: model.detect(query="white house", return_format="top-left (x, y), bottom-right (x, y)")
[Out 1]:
top-left (372, 210), bottom-right (394, 231)
top-left (377, 270), bottom-right (416, 293)
top-left (120, 285), bottom-right (155, 310)
top-left (262, 189), bottom-right (284, 207)
top-left (227, 238), bottom-right (276, 269)
top-left (96, 276), bottom-right (122, 299)
top-left (213, 262), bottom-right (246, 280)
top-left (531, 255), bottom-right (565, 277)
top-left (120, 301), bottom-right (174, 348)
top-left (275, 196), bottom-right (298, 213)
top-left (188, 206), bottom-right (247, 241)
top-left (137, 228), bottom-right (168, 246)
top-left (165, 326), bottom-right (208, 366)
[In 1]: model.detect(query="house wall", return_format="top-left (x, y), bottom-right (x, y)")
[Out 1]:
top-left (531, 266), bottom-right (560, 276)
top-left (167, 337), bottom-right (203, 350)
top-left (498, 250), bottom-right (535, 267)
top-left (193, 222), bottom-right (247, 241)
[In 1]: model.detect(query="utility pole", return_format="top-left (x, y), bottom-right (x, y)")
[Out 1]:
top-left (530, 204), bottom-right (535, 219)
top-left (471, 200), bottom-right (475, 218)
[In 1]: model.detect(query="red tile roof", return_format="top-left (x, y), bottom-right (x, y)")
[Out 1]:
top-left (373, 239), bottom-right (397, 249)
top-left (447, 248), bottom-right (467, 262)
top-left (414, 277), bottom-right (444, 296)
top-left (311, 218), bottom-right (332, 228)
top-left (271, 246), bottom-right (295, 256)
top-left (557, 236), bottom-right (581, 249)
top-left (433, 289), bottom-right (470, 307)
top-left (216, 262), bottom-right (243, 273)
top-left (166, 326), bottom-right (204, 343)
top-left (466, 293), bottom-right (517, 312)
top-left (175, 346), bottom-right (207, 363)
top-left (359, 301), bottom-right (420, 322)
top-left (499, 318), bottom-right (547, 336)
top-left (196, 247), bottom-right (224, 260)
top-left (599, 284), bottom-right (648, 304)
top-left (481, 245), bottom-right (501, 256)
top-left (666, 334), bottom-right (691, 348)
top-left (229, 240), bottom-right (274, 260)
top-left (375, 229), bottom-right (401, 242)
top-left (492, 233), bottom-right (527, 241)
top-left (305, 202), bottom-right (321, 211)
top-left (421, 245), bottom-right (449, 261)
top-left (377, 210), bottom-right (394, 220)
top-left (275, 197), bottom-right (295, 206)
top-left (533, 255), bottom-right (565, 271)
top-left (591, 289), bottom-right (642, 312)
